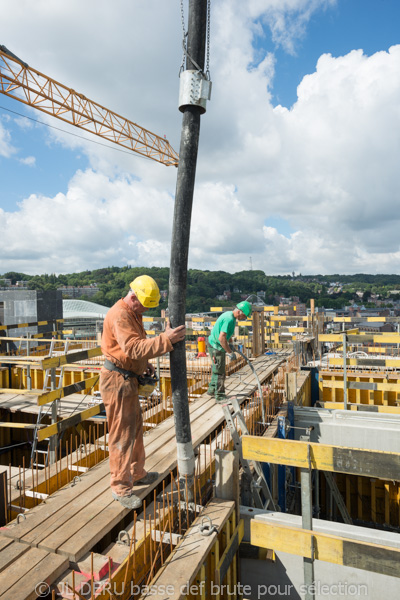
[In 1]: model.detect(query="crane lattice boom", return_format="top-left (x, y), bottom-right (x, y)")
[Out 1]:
top-left (0, 46), bottom-right (178, 167)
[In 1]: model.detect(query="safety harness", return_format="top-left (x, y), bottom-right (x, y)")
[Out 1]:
top-left (104, 359), bottom-right (158, 396)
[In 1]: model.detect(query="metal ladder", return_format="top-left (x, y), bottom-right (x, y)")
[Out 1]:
top-left (324, 471), bottom-right (353, 525)
top-left (30, 338), bottom-right (70, 467)
top-left (220, 396), bottom-right (276, 510)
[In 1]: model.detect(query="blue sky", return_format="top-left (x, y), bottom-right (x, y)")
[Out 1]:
top-left (1, 0), bottom-right (400, 275)
top-left (0, 95), bottom-right (88, 210)
top-left (268, 0), bottom-right (400, 107)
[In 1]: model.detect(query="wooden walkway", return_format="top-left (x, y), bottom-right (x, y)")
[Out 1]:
top-left (0, 389), bottom-right (103, 419)
top-left (0, 535), bottom-right (68, 600)
top-left (0, 351), bottom-right (290, 597)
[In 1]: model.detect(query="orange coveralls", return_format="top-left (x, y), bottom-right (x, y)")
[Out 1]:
top-left (100, 299), bottom-right (173, 497)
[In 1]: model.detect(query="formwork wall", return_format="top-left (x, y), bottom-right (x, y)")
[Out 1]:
top-left (319, 371), bottom-right (400, 407)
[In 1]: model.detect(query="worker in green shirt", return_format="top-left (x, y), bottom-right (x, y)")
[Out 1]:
top-left (207, 301), bottom-right (252, 402)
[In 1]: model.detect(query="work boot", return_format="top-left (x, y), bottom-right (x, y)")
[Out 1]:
top-left (215, 394), bottom-right (227, 404)
top-left (134, 471), bottom-right (159, 485)
top-left (207, 388), bottom-right (215, 397)
top-left (112, 491), bottom-right (142, 509)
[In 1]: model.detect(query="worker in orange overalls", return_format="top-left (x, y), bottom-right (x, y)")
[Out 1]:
top-left (100, 275), bottom-right (185, 509)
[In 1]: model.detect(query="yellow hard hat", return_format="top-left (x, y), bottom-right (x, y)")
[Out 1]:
top-left (130, 275), bottom-right (161, 308)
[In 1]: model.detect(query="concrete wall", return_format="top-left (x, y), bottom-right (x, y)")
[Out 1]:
top-left (240, 506), bottom-right (400, 599)
top-left (293, 406), bottom-right (400, 452)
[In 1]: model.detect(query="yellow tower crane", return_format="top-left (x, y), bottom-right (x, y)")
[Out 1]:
top-left (0, 45), bottom-right (179, 167)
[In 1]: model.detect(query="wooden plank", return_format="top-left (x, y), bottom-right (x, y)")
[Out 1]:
top-left (0, 391), bottom-right (102, 418)
top-left (141, 499), bottom-right (235, 600)
top-left (144, 353), bottom-right (286, 458)
top-left (3, 551), bottom-right (68, 600)
top-left (251, 520), bottom-right (400, 578)
top-left (0, 539), bottom-right (30, 573)
top-left (0, 546), bottom-right (48, 596)
top-left (0, 389), bottom-right (43, 395)
top-left (23, 472), bottom-right (110, 547)
top-left (1, 462), bottom-right (110, 542)
top-left (242, 436), bottom-right (400, 480)
top-left (39, 487), bottom-right (116, 557)
top-left (56, 491), bottom-right (129, 560)
top-left (0, 422), bottom-right (38, 429)
top-left (0, 537), bottom-right (13, 554)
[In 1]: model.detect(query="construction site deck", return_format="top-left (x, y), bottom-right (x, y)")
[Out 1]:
top-left (1, 308), bottom-right (400, 599)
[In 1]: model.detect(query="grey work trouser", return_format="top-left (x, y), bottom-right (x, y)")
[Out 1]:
top-left (207, 342), bottom-right (226, 400)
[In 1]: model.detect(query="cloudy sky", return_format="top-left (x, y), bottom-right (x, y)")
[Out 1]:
top-left (1, 0), bottom-right (400, 276)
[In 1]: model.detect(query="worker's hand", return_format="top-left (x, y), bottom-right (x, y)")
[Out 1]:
top-left (145, 362), bottom-right (155, 376)
top-left (165, 322), bottom-right (186, 344)
top-left (229, 352), bottom-right (237, 361)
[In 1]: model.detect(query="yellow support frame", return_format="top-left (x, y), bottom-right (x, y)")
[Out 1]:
top-left (322, 380), bottom-right (400, 393)
top-left (251, 521), bottom-right (400, 578)
top-left (37, 374), bottom-right (100, 406)
top-left (40, 347), bottom-right (103, 369)
top-left (320, 401), bottom-right (400, 414)
top-left (37, 403), bottom-right (104, 442)
top-left (242, 436), bottom-right (400, 481)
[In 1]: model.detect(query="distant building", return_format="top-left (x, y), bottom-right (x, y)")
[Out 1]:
top-left (279, 303), bottom-right (306, 316)
top-left (0, 289), bottom-right (63, 351)
top-left (63, 299), bottom-right (109, 339)
top-left (357, 309), bottom-right (390, 318)
top-left (358, 321), bottom-right (393, 333)
top-left (58, 285), bottom-right (99, 298)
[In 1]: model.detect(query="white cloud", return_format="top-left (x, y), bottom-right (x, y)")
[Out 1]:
top-left (19, 156), bottom-right (36, 167)
top-left (0, 169), bottom-right (175, 274)
top-left (1, 1), bottom-right (400, 276)
top-left (0, 121), bottom-right (16, 158)
top-left (249, 0), bottom-right (337, 55)
top-left (14, 116), bottom-right (34, 130)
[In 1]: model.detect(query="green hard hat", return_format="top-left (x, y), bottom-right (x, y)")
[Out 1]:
top-left (236, 301), bottom-right (252, 317)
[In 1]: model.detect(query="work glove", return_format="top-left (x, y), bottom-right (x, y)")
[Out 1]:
top-left (229, 352), bottom-right (236, 361)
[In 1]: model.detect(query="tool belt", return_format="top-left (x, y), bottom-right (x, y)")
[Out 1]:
top-left (104, 358), bottom-right (138, 381)
top-left (104, 359), bottom-right (158, 396)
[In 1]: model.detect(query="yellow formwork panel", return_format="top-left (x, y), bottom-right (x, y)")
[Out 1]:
top-left (319, 372), bottom-right (400, 407)
top-left (0, 367), bottom-right (9, 388)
